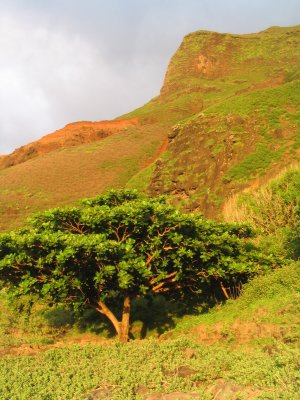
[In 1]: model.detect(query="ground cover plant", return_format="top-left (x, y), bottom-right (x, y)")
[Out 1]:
top-left (1, 337), bottom-right (299, 400)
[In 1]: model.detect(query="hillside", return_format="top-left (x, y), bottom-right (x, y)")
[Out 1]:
top-left (144, 25), bottom-right (300, 216)
top-left (0, 124), bottom-right (168, 231)
top-left (0, 25), bottom-right (300, 230)
top-left (0, 118), bottom-right (138, 169)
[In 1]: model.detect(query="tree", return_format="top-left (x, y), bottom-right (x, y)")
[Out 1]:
top-left (0, 190), bottom-right (274, 342)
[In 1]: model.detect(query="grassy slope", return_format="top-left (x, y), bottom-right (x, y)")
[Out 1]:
top-left (175, 263), bottom-right (300, 342)
top-left (0, 125), bottom-right (168, 232)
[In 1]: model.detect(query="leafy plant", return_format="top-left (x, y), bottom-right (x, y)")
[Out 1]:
top-left (0, 190), bottom-right (275, 342)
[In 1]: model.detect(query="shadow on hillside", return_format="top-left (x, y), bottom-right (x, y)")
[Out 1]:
top-left (79, 295), bottom-right (213, 339)
top-left (130, 295), bottom-right (200, 339)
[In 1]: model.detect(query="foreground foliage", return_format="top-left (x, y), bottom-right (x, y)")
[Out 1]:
top-left (0, 337), bottom-right (299, 400)
top-left (0, 190), bottom-right (275, 342)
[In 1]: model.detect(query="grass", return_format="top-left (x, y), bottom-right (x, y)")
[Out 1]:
top-left (175, 263), bottom-right (300, 332)
top-left (205, 80), bottom-right (300, 118)
top-left (1, 338), bottom-right (299, 399)
top-left (224, 142), bottom-right (285, 182)
top-left (126, 163), bottom-right (156, 192)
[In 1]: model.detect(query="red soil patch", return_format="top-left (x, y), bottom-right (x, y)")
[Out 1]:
top-left (0, 117), bottom-right (139, 169)
top-left (143, 138), bottom-right (168, 168)
top-left (41, 118), bottom-right (138, 143)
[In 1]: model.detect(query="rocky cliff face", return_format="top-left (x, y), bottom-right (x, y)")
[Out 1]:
top-left (160, 25), bottom-right (300, 99)
top-left (147, 25), bottom-right (300, 216)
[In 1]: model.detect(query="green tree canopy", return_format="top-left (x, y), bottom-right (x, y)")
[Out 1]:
top-left (0, 190), bottom-right (274, 342)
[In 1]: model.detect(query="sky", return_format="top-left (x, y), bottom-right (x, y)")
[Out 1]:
top-left (0, 0), bottom-right (299, 154)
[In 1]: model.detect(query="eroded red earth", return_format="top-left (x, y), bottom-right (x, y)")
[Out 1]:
top-left (0, 117), bottom-right (139, 169)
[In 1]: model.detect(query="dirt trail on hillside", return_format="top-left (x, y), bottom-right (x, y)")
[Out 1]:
top-left (0, 333), bottom-right (110, 357)
top-left (143, 138), bottom-right (168, 168)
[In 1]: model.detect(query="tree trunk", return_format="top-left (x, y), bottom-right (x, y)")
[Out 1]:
top-left (220, 282), bottom-right (230, 300)
top-left (119, 296), bottom-right (131, 343)
top-left (96, 296), bottom-right (131, 343)
top-left (96, 300), bottom-right (121, 336)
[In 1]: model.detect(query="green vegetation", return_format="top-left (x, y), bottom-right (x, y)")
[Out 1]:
top-left (126, 163), bottom-right (156, 191)
top-left (1, 337), bottom-right (300, 400)
top-left (175, 262), bottom-right (300, 334)
top-left (224, 142), bottom-right (285, 182)
top-left (206, 80), bottom-right (300, 118)
top-left (0, 336), bottom-right (297, 400)
top-left (224, 165), bottom-right (300, 258)
top-left (0, 190), bottom-right (274, 343)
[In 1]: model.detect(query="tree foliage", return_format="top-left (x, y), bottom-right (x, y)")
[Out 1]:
top-left (0, 190), bottom-right (275, 342)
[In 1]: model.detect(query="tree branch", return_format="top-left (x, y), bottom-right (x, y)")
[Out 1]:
top-left (63, 220), bottom-right (88, 234)
top-left (157, 224), bottom-right (180, 237)
top-left (149, 271), bottom-right (177, 285)
top-left (220, 282), bottom-right (230, 300)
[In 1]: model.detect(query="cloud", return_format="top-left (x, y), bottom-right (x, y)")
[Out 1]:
top-left (0, 11), bottom-right (123, 153)
top-left (0, 7), bottom-right (167, 154)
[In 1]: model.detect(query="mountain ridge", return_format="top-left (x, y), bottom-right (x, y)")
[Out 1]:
top-left (0, 118), bottom-right (138, 169)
